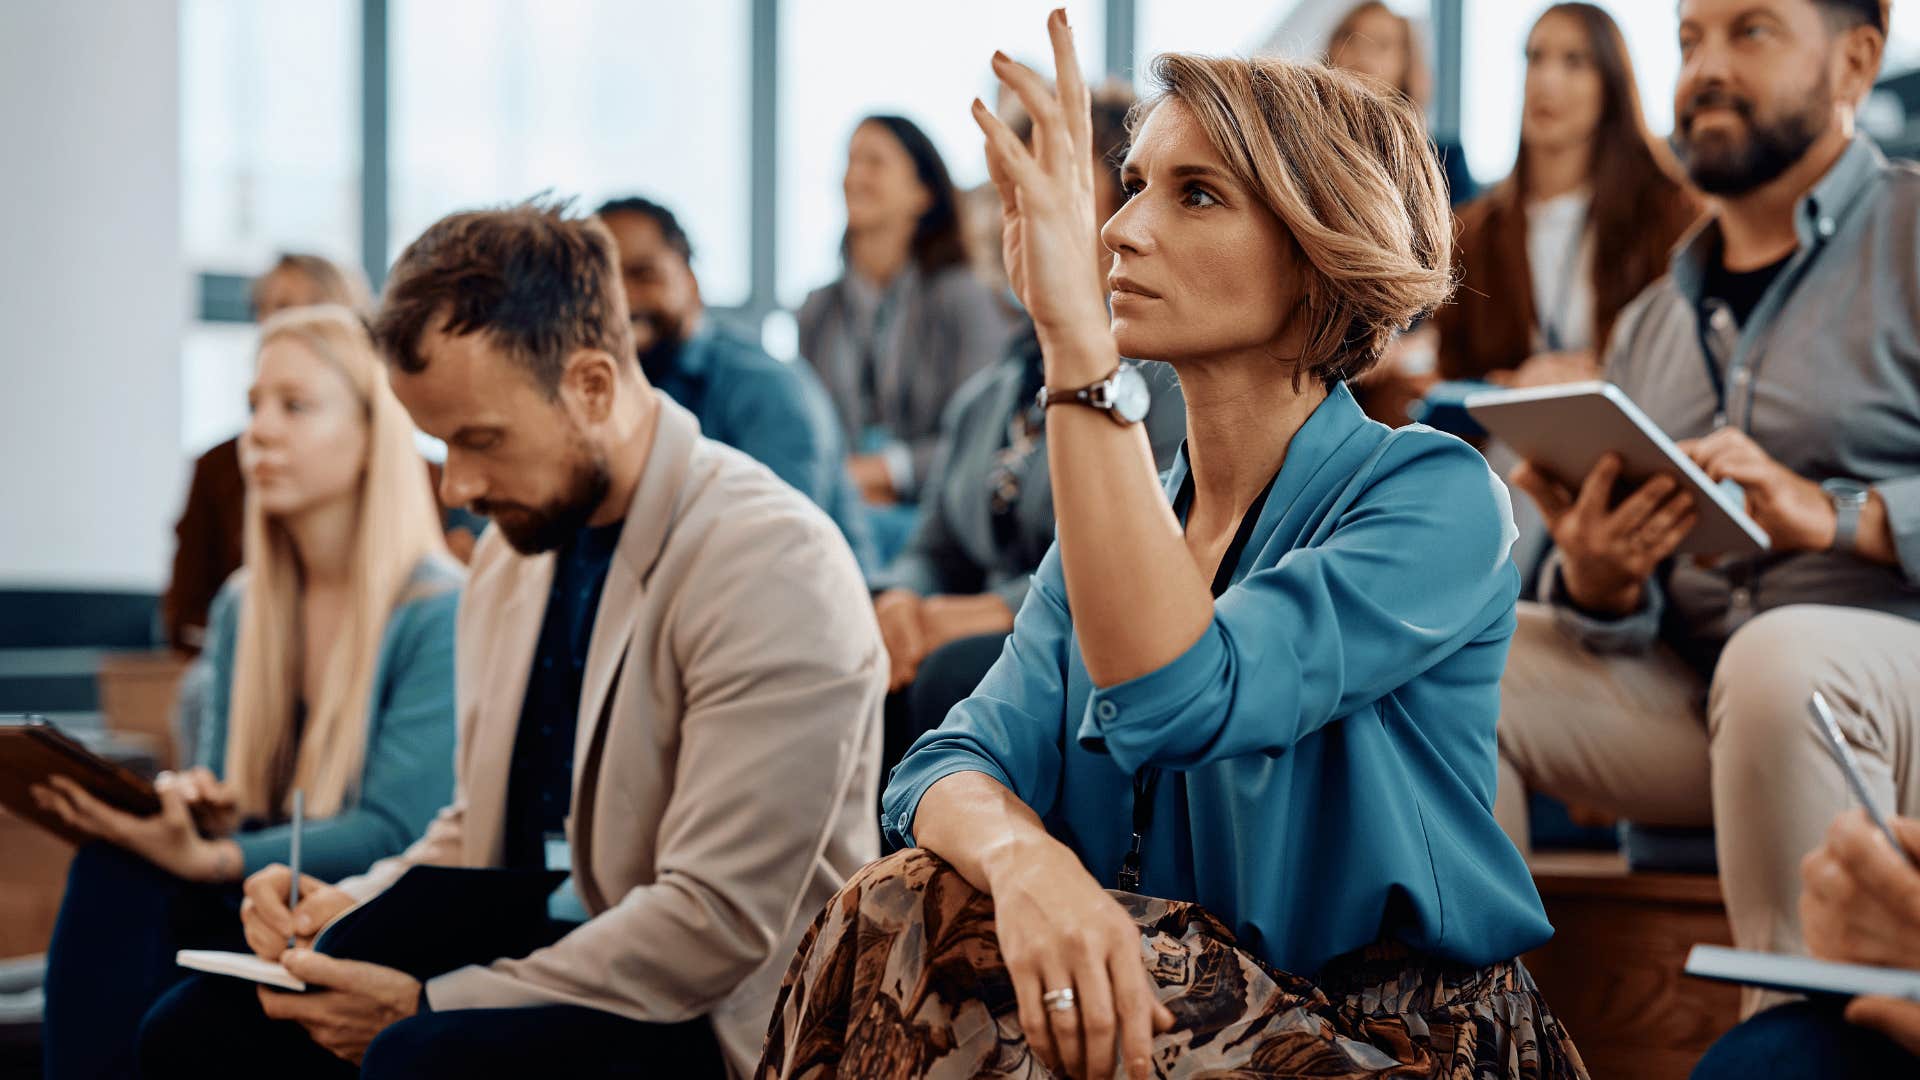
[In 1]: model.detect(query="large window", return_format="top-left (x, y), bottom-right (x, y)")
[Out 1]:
top-left (389, 0), bottom-right (753, 303)
top-left (181, 0), bottom-right (360, 274)
top-left (776, 0), bottom-right (1104, 305)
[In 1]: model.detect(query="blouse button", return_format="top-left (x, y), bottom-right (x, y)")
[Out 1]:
top-left (1095, 700), bottom-right (1118, 722)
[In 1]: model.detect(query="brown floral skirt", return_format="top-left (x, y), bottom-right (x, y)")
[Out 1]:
top-left (758, 849), bottom-right (1588, 1079)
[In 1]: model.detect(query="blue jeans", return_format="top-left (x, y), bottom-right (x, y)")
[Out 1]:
top-left (1692, 999), bottom-right (1918, 1079)
top-left (41, 843), bottom-right (246, 1080)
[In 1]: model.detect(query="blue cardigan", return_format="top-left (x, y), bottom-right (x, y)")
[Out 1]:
top-left (195, 557), bottom-right (461, 880)
top-left (883, 383), bottom-right (1554, 974)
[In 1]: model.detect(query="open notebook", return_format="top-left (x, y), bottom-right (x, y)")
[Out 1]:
top-left (176, 865), bottom-right (569, 991)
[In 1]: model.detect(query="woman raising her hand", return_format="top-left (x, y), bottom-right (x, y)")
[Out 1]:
top-left (759, 11), bottom-right (1586, 1080)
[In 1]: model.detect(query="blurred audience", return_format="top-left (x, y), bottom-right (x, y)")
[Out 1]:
top-left (799, 115), bottom-right (1014, 558)
top-left (1497, 0), bottom-right (1920, 1020)
top-left (868, 87), bottom-right (1186, 771)
top-left (595, 195), bottom-right (876, 570)
top-left (162, 253), bottom-right (374, 652)
top-left (38, 305), bottom-right (460, 1080)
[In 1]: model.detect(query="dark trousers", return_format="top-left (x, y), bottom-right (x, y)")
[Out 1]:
top-left (1692, 999), bottom-right (1918, 1079)
top-left (41, 843), bottom-right (246, 1080)
top-left (881, 632), bottom-right (1010, 786)
top-left (137, 973), bottom-right (725, 1079)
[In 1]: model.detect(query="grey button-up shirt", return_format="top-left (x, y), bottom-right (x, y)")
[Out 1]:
top-left (1545, 135), bottom-right (1920, 673)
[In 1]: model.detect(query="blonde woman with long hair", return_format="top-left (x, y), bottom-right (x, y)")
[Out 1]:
top-left (38, 304), bottom-right (461, 1080)
top-left (759, 13), bottom-right (1586, 1080)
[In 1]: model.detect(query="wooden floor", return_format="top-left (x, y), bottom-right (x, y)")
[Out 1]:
top-left (1523, 851), bottom-right (1741, 1080)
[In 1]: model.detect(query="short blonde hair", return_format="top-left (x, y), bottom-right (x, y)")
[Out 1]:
top-left (1135, 54), bottom-right (1453, 386)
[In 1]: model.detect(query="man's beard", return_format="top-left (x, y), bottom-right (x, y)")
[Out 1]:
top-left (472, 443), bottom-right (613, 555)
top-left (1674, 73), bottom-right (1831, 196)
top-left (632, 310), bottom-right (689, 384)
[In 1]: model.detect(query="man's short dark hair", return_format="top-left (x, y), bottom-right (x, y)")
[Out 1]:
top-left (373, 199), bottom-right (634, 395)
top-left (1815, 0), bottom-right (1888, 35)
top-left (594, 196), bottom-right (694, 264)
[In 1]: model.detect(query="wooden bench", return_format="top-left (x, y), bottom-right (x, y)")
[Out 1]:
top-left (1522, 851), bottom-right (1740, 1080)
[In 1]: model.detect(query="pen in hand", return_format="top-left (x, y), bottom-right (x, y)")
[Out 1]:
top-left (287, 789), bottom-right (304, 949)
top-left (1809, 693), bottom-right (1917, 868)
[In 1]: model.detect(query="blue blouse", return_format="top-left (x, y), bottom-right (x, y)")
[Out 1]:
top-left (882, 383), bottom-right (1553, 974)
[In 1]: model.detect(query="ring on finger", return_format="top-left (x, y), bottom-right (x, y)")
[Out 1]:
top-left (1042, 986), bottom-right (1078, 1012)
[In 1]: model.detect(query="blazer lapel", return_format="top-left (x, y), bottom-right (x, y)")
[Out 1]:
top-left (463, 550), bottom-right (554, 867)
top-left (569, 394), bottom-right (701, 902)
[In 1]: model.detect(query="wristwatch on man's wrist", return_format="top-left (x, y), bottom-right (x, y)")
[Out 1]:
top-left (1036, 363), bottom-right (1152, 426)
top-left (1822, 478), bottom-right (1871, 555)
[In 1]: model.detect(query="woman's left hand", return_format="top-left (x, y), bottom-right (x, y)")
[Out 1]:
top-left (974, 10), bottom-right (1111, 357)
top-left (32, 774), bottom-right (238, 883)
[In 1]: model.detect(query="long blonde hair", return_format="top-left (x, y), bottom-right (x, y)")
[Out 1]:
top-left (1137, 54), bottom-right (1454, 386)
top-left (225, 305), bottom-right (448, 819)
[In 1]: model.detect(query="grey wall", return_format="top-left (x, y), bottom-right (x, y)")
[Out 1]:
top-left (0, 0), bottom-right (185, 590)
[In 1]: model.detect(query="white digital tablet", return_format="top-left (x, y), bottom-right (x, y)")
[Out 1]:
top-left (1685, 945), bottom-right (1920, 1000)
top-left (1465, 381), bottom-right (1770, 556)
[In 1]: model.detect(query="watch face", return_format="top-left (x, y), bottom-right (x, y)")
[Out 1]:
top-left (1111, 365), bottom-right (1152, 424)
top-left (1821, 478), bottom-right (1870, 503)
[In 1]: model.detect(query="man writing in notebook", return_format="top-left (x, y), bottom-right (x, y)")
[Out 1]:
top-left (1493, 0), bottom-right (1920, 1019)
top-left (138, 201), bottom-right (887, 1079)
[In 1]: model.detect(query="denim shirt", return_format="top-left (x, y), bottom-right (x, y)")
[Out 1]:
top-left (1543, 135), bottom-right (1920, 671)
top-left (883, 383), bottom-right (1553, 974)
top-left (650, 326), bottom-right (876, 571)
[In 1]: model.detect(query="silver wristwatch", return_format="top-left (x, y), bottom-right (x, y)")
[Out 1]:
top-left (1822, 479), bottom-right (1871, 555)
top-left (1036, 363), bottom-right (1152, 425)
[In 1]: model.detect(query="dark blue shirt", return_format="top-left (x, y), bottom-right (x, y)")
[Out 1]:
top-left (502, 520), bottom-right (623, 870)
top-left (647, 326), bottom-right (875, 571)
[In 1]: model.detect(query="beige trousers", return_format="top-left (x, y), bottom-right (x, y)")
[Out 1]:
top-left (1496, 602), bottom-right (1920, 1015)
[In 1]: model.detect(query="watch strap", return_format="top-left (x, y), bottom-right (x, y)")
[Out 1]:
top-left (1833, 493), bottom-right (1863, 555)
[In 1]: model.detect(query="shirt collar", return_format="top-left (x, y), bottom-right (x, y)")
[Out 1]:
top-left (1671, 134), bottom-right (1884, 304)
top-left (1162, 381), bottom-right (1366, 512)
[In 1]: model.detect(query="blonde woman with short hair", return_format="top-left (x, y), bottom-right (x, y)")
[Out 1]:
top-left (759, 14), bottom-right (1585, 1080)
top-left (39, 304), bottom-right (461, 1080)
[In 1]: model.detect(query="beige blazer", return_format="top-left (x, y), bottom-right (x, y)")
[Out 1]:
top-left (337, 394), bottom-right (886, 1077)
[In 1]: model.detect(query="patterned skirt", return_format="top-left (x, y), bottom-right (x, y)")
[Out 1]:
top-left (758, 849), bottom-right (1589, 1079)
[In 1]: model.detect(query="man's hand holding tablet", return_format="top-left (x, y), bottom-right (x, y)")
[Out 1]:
top-left (1511, 452), bottom-right (1698, 616)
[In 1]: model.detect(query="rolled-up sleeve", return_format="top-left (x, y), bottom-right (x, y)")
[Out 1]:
top-left (1874, 474), bottom-right (1920, 585)
top-left (1537, 551), bottom-right (1668, 654)
top-left (1077, 435), bottom-right (1521, 775)
top-left (880, 548), bottom-right (1072, 849)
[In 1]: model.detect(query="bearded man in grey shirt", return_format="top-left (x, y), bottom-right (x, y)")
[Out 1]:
top-left (1494, 0), bottom-right (1920, 1020)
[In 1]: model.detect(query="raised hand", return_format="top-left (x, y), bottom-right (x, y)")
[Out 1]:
top-left (972, 10), bottom-right (1112, 356)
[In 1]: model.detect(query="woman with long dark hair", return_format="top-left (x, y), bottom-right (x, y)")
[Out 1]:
top-left (1436, 2), bottom-right (1699, 386)
top-left (799, 115), bottom-right (1013, 528)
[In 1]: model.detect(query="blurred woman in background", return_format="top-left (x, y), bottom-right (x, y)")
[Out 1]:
top-left (800, 115), bottom-right (1014, 560)
top-left (39, 306), bottom-right (461, 1080)
top-left (162, 253), bottom-right (373, 653)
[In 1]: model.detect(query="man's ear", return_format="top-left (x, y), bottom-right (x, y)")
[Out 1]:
top-left (557, 348), bottom-right (621, 426)
top-left (1837, 25), bottom-right (1886, 109)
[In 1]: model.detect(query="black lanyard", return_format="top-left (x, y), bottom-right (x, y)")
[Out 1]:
top-left (1117, 462), bottom-right (1280, 892)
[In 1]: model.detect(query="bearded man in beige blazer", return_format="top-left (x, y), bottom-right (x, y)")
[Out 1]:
top-left (136, 202), bottom-right (886, 1080)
